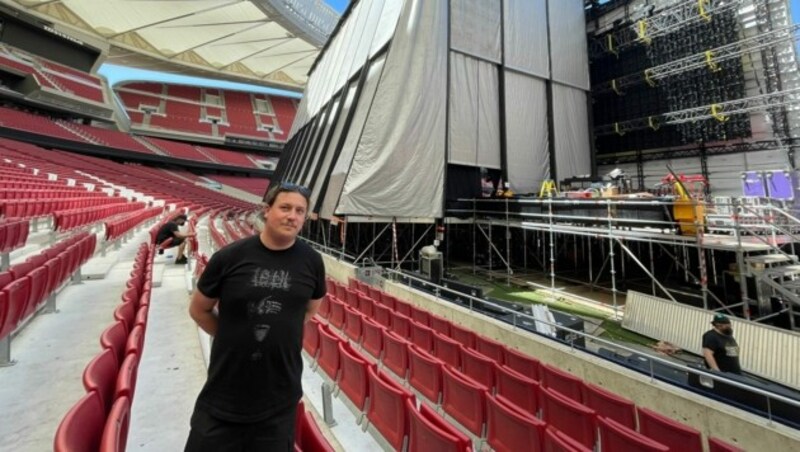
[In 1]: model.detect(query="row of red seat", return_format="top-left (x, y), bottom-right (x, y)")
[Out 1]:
top-left (318, 278), bottom-right (745, 452)
top-left (1, 189), bottom-right (100, 200)
top-left (2, 197), bottom-right (126, 219)
top-left (105, 207), bottom-right (164, 241)
top-left (0, 181), bottom-right (79, 190)
top-left (55, 243), bottom-right (154, 452)
top-left (0, 219), bottom-right (28, 254)
top-left (55, 202), bottom-right (146, 232)
top-left (0, 233), bottom-right (96, 354)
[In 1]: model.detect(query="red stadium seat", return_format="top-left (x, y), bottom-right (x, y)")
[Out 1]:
top-left (360, 317), bottom-right (385, 360)
top-left (54, 391), bottom-right (105, 452)
top-left (494, 363), bottom-right (540, 418)
top-left (333, 283), bottom-right (346, 301)
top-left (408, 344), bottom-right (444, 403)
top-left (583, 382), bottom-right (637, 430)
top-left (460, 346), bottom-right (495, 390)
top-left (379, 293), bottom-right (397, 311)
top-left (441, 365), bottom-right (487, 437)
top-left (598, 416), bottom-right (668, 452)
top-left (0, 291), bottom-right (7, 341)
top-left (505, 347), bottom-right (540, 381)
top-left (125, 324), bottom-right (145, 357)
top-left (303, 318), bottom-right (321, 358)
top-left (113, 302), bottom-right (136, 335)
top-left (486, 393), bottom-right (546, 452)
top-left (382, 329), bottom-right (410, 379)
top-left (317, 325), bottom-right (342, 381)
top-left (541, 387), bottom-right (596, 449)
top-left (319, 295), bottom-right (331, 319)
top-left (356, 293), bottom-right (374, 318)
top-left (114, 353), bottom-right (139, 401)
top-left (343, 306), bottom-right (363, 343)
top-left (543, 426), bottom-right (593, 452)
top-left (432, 331), bottom-right (461, 370)
top-left (366, 366), bottom-right (413, 451)
top-left (373, 303), bottom-right (392, 328)
top-left (708, 437), bottom-right (745, 452)
top-left (1, 277), bottom-right (29, 336)
top-left (82, 348), bottom-right (119, 414)
top-left (337, 341), bottom-right (371, 412)
top-left (296, 405), bottom-right (335, 452)
top-left (329, 298), bottom-right (345, 330)
top-left (409, 320), bottom-right (434, 353)
top-left (540, 364), bottom-right (584, 403)
top-left (475, 335), bottom-right (505, 364)
top-left (344, 288), bottom-right (359, 308)
top-left (410, 305), bottom-right (430, 327)
top-left (394, 299), bottom-right (412, 317)
top-left (637, 407), bottom-right (703, 452)
top-left (407, 398), bottom-right (471, 452)
top-left (391, 312), bottom-right (411, 338)
top-left (100, 321), bottom-right (127, 366)
top-left (428, 314), bottom-right (451, 337)
top-left (449, 323), bottom-right (476, 349)
top-left (367, 286), bottom-right (382, 303)
top-left (100, 396), bottom-right (131, 452)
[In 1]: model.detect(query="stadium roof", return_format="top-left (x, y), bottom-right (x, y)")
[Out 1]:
top-left (9, 0), bottom-right (340, 91)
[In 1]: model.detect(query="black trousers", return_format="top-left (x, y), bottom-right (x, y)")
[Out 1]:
top-left (184, 406), bottom-right (296, 452)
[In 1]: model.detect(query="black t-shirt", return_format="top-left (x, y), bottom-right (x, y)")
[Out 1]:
top-left (155, 221), bottom-right (179, 244)
top-left (702, 329), bottom-right (741, 374)
top-left (195, 235), bottom-right (326, 422)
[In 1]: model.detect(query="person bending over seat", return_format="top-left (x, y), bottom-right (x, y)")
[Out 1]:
top-left (155, 214), bottom-right (195, 264)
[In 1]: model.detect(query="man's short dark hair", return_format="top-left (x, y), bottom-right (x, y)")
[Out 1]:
top-left (174, 214), bottom-right (188, 222)
top-left (264, 182), bottom-right (310, 207)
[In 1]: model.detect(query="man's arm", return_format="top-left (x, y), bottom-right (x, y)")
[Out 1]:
top-left (189, 289), bottom-right (219, 336)
top-left (703, 348), bottom-right (720, 371)
top-left (305, 297), bottom-right (323, 323)
top-left (173, 230), bottom-right (196, 239)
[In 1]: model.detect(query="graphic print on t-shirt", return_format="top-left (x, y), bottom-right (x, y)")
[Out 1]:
top-left (725, 345), bottom-right (739, 357)
top-left (251, 268), bottom-right (291, 289)
top-left (247, 268), bottom-right (292, 361)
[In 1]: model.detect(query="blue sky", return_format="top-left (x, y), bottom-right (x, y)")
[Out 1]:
top-left (100, 0), bottom-right (799, 96)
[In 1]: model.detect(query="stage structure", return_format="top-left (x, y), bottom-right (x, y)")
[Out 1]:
top-left (271, 0), bottom-right (593, 219)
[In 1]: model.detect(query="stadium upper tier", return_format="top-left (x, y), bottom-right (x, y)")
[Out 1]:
top-left (115, 82), bottom-right (296, 143)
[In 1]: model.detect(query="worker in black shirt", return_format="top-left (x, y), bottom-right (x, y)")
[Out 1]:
top-left (185, 183), bottom-right (325, 452)
top-left (702, 314), bottom-right (742, 374)
top-left (155, 214), bottom-right (195, 264)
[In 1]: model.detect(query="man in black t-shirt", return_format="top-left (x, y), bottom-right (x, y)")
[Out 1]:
top-left (186, 183), bottom-right (325, 452)
top-left (155, 214), bottom-right (195, 264)
top-left (702, 314), bottom-right (742, 374)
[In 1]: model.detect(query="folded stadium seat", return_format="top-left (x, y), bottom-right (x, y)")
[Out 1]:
top-left (449, 323), bottom-right (476, 349)
top-left (486, 393), bottom-right (546, 452)
top-left (83, 348), bottom-right (119, 414)
top-left (441, 365), bottom-right (488, 438)
top-left (708, 437), bottom-right (745, 452)
top-left (8, 261), bottom-right (34, 280)
top-left (344, 288), bottom-right (359, 308)
top-left (540, 364), bottom-right (585, 403)
top-left (407, 344), bottom-right (444, 404)
top-left (114, 353), bottom-right (140, 401)
top-left (360, 317), bottom-right (385, 361)
top-left (432, 332), bottom-right (462, 370)
top-left (99, 396), bottom-right (131, 452)
top-left (333, 283), bottom-right (346, 301)
top-left (343, 306), bottom-right (363, 344)
top-left (0, 271), bottom-right (13, 290)
top-left (295, 403), bottom-right (335, 452)
top-left (410, 305), bottom-right (431, 327)
top-left (373, 303), bottom-right (392, 329)
top-left (318, 295), bottom-right (331, 319)
top-left (125, 323), bottom-right (145, 357)
top-left (583, 382), bottom-right (637, 430)
top-left (381, 329), bottom-right (410, 380)
top-left (22, 265), bottom-right (47, 318)
top-left (543, 426), bottom-right (593, 452)
top-left (406, 398), bottom-right (472, 452)
top-left (303, 318), bottom-right (321, 359)
top-left (409, 320), bottom-right (434, 353)
top-left (365, 366), bottom-right (414, 451)
top-left (428, 314), bottom-right (451, 337)
top-left (540, 387), bottom-right (597, 450)
top-left (460, 346), bottom-right (496, 391)
top-left (43, 258), bottom-right (60, 298)
top-left (379, 293), bottom-right (397, 311)
top-left (329, 298), bottom-right (345, 330)
top-left (336, 341), bottom-right (371, 420)
top-left (113, 303), bottom-right (136, 335)
top-left (474, 335), bottom-right (505, 365)
top-left (504, 346), bottom-right (541, 381)
top-left (317, 325), bottom-right (343, 382)
top-left (347, 277), bottom-right (359, 290)
top-left (390, 312), bottom-right (411, 338)
top-left (1, 277), bottom-right (29, 337)
top-left (367, 286), bottom-right (382, 302)
top-left (356, 293), bottom-right (374, 318)
top-left (100, 321), bottom-right (128, 366)
top-left (325, 279), bottom-right (336, 296)
top-left (53, 391), bottom-right (105, 452)
top-left (0, 291), bottom-right (7, 343)
top-left (122, 285), bottom-right (140, 307)
top-left (394, 299), bottom-right (412, 318)
top-left (637, 407), bottom-right (703, 452)
top-left (494, 363), bottom-right (541, 418)
top-left (598, 416), bottom-right (668, 452)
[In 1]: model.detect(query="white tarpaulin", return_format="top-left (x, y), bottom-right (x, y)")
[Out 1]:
top-left (450, 0), bottom-right (502, 62)
top-left (505, 72), bottom-right (549, 194)
top-left (504, 0), bottom-right (549, 78)
top-left (338, 0), bottom-right (447, 218)
top-left (548, 0), bottom-right (590, 90)
top-left (370, 0), bottom-right (404, 56)
top-left (320, 55), bottom-right (387, 219)
top-left (553, 83), bottom-right (591, 180)
top-left (448, 53), bottom-right (501, 169)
